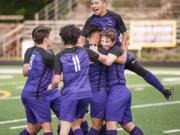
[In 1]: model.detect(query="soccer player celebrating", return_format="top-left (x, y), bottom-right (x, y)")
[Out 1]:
top-left (48, 24), bottom-right (100, 135)
top-left (22, 26), bottom-right (62, 135)
top-left (80, 0), bottom-right (174, 100)
top-left (96, 28), bottom-right (144, 135)
top-left (19, 26), bottom-right (54, 135)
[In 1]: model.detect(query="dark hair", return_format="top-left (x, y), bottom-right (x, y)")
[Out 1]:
top-left (32, 25), bottom-right (52, 44)
top-left (59, 24), bottom-right (81, 46)
top-left (100, 28), bottom-right (116, 42)
top-left (87, 25), bottom-right (102, 37)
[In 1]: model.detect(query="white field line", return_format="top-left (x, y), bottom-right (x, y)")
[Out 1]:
top-left (0, 69), bottom-right (22, 74)
top-left (0, 115), bottom-right (56, 125)
top-left (0, 101), bottom-right (179, 126)
top-left (10, 125), bottom-right (27, 130)
top-left (163, 129), bottom-right (180, 134)
top-left (132, 100), bottom-right (180, 109)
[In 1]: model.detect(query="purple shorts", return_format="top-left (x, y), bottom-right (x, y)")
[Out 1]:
top-left (21, 92), bottom-right (51, 123)
top-left (90, 87), bottom-right (108, 119)
top-left (106, 85), bottom-right (132, 123)
top-left (48, 96), bottom-right (61, 120)
top-left (60, 98), bottom-right (90, 122)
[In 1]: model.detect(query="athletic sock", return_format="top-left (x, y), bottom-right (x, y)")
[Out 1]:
top-left (144, 71), bottom-right (164, 93)
top-left (99, 124), bottom-right (106, 135)
top-left (87, 128), bottom-right (99, 135)
top-left (74, 129), bottom-right (83, 135)
top-left (106, 130), bottom-right (117, 135)
top-left (130, 126), bottom-right (144, 135)
top-left (81, 121), bottom-right (88, 135)
top-left (19, 129), bottom-right (30, 135)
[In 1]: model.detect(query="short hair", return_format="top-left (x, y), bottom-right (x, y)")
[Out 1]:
top-left (100, 28), bottom-right (116, 42)
top-left (59, 24), bottom-right (81, 46)
top-left (32, 25), bottom-right (52, 44)
top-left (87, 25), bottom-right (102, 38)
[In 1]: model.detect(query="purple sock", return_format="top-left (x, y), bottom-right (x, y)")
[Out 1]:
top-left (144, 71), bottom-right (164, 93)
top-left (130, 126), bottom-right (144, 135)
top-left (19, 129), bottom-right (30, 135)
top-left (81, 121), bottom-right (88, 135)
top-left (88, 128), bottom-right (99, 135)
top-left (74, 129), bottom-right (83, 135)
top-left (106, 130), bottom-right (117, 135)
top-left (69, 129), bottom-right (74, 135)
top-left (99, 124), bottom-right (106, 135)
top-left (44, 132), bottom-right (53, 135)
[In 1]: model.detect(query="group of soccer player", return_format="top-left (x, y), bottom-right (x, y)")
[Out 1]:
top-left (19, 0), bottom-right (175, 135)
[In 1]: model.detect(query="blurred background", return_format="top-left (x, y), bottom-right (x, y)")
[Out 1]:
top-left (0, 0), bottom-right (180, 135)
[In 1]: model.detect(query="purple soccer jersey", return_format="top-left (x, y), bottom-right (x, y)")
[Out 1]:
top-left (55, 46), bottom-right (99, 122)
top-left (21, 47), bottom-right (55, 123)
top-left (23, 46), bottom-right (62, 120)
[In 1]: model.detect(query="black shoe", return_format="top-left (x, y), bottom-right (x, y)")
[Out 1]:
top-left (163, 86), bottom-right (175, 100)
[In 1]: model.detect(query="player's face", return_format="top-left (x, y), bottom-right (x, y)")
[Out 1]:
top-left (90, 0), bottom-right (106, 16)
top-left (89, 32), bottom-right (101, 46)
top-left (47, 31), bottom-right (54, 46)
top-left (101, 36), bottom-right (113, 50)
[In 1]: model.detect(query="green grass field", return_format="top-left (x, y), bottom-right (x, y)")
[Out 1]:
top-left (0, 66), bottom-right (180, 135)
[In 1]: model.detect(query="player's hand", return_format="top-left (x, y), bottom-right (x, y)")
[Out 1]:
top-left (47, 84), bottom-right (53, 91)
top-left (90, 45), bottom-right (98, 53)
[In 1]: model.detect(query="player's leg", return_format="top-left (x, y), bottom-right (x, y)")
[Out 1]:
top-left (19, 95), bottom-right (39, 135)
top-left (60, 99), bottom-right (78, 135)
top-left (81, 115), bottom-right (89, 135)
top-left (120, 86), bottom-right (144, 135)
top-left (125, 53), bottom-right (174, 99)
top-left (72, 98), bottom-right (90, 135)
top-left (88, 87), bottom-right (107, 135)
top-left (29, 96), bottom-right (53, 135)
top-left (19, 123), bottom-right (38, 135)
top-left (106, 85), bottom-right (131, 135)
top-left (60, 120), bottom-right (72, 135)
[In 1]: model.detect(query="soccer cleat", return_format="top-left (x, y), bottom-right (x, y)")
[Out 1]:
top-left (163, 86), bottom-right (175, 100)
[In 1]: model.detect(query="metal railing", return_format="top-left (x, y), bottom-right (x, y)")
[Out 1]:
top-left (0, 24), bottom-right (24, 58)
top-left (35, 0), bottom-right (78, 20)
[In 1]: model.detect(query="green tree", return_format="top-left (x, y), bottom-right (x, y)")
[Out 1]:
top-left (0, 0), bottom-right (51, 19)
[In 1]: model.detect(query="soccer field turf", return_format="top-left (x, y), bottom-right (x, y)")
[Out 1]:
top-left (0, 66), bottom-right (180, 135)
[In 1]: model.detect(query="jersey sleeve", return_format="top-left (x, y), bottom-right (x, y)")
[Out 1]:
top-left (108, 45), bottom-right (122, 56)
top-left (54, 55), bottom-right (62, 75)
top-left (24, 47), bottom-right (34, 64)
top-left (114, 14), bottom-right (127, 34)
top-left (98, 47), bottom-right (108, 55)
top-left (40, 49), bottom-right (55, 67)
top-left (84, 48), bottom-right (99, 62)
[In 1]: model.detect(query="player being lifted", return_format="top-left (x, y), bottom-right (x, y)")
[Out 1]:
top-left (80, 0), bottom-right (174, 101)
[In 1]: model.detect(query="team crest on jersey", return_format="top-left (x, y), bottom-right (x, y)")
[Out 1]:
top-left (107, 20), bottom-right (113, 26)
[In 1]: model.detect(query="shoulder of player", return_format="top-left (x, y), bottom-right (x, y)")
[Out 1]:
top-left (56, 46), bottom-right (83, 57)
top-left (107, 10), bottom-right (122, 20)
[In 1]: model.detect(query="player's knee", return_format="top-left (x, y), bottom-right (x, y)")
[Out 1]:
top-left (91, 118), bottom-right (103, 130)
top-left (41, 122), bottom-right (52, 132)
top-left (72, 118), bottom-right (83, 130)
top-left (27, 124), bottom-right (38, 134)
top-left (106, 121), bottom-right (117, 130)
top-left (122, 122), bottom-right (135, 132)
